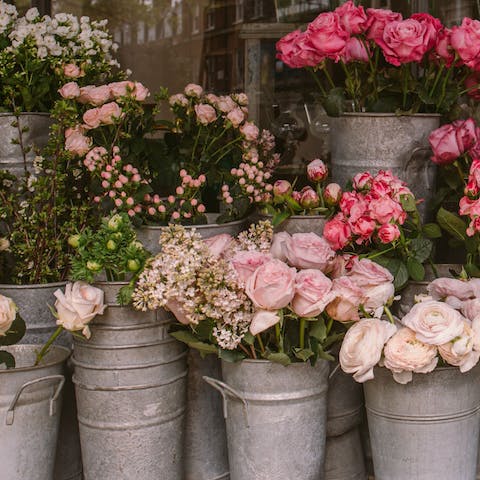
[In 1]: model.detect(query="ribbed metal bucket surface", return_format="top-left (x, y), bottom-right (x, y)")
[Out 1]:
top-left (364, 366), bottom-right (480, 480)
top-left (72, 282), bottom-right (187, 480)
top-left (0, 345), bottom-right (70, 480)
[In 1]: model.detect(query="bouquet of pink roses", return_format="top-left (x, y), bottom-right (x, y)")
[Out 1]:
top-left (276, 1), bottom-right (479, 115)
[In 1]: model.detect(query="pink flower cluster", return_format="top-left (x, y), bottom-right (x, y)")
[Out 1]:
top-left (323, 171), bottom-right (412, 250)
top-left (459, 160), bottom-right (480, 236)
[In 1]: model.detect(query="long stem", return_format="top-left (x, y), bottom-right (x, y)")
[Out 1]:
top-left (402, 64), bottom-right (409, 110)
top-left (323, 66), bottom-right (336, 90)
top-left (326, 315), bottom-right (333, 335)
top-left (365, 245), bottom-right (396, 260)
top-left (275, 312), bottom-right (284, 353)
top-left (308, 68), bottom-right (327, 97)
top-left (256, 334), bottom-right (265, 355)
top-left (35, 326), bottom-right (63, 366)
top-left (190, 128), bottom-right (202, 162)
top-left (429, 63), bottom-right (445, 98)
top-left (299, 317), bottom-right (306, 350)
top-left (384, 305), bottom-right (395, 325)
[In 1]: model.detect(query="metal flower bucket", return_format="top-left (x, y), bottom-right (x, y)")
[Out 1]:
top-left (255, 213), bottom-right (327, 237)
top-left (0, 344), bottom-right (70, 480)
top-left (205, 359), bottom-right (329, 480)
top-left (72, 282), bottom-right (188, 480)
top-left (364, 366), bottom-right (480, 480)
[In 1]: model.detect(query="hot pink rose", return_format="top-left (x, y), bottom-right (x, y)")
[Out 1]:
top-left (326, 276), bottom-right (364, 322)
top-left (410, 13), bottom-right (442, 51)
top-left (369, 196), bottom-right (404, 225)
top-left (451, 18), bottom-right (480, 71)
top-left (365, 8), bottom-right (402, 41)
top-left (231, 250), bottom-right (272, 284)
top-left (65, 130), bottom-right (92, 156)
top-left (292, 269), bottom-right (334, 318)
top-left (250, 310), bottom-right (281, 336)
top-left (339, 318), bottom-right (397, 383)
top-left (245, 259), bottom-right (296, 310)
top-left (343, 37), bottom-right (370, 63)
top-left (285, 232), bottom-right (335, 270)
top-left (184, 83), bottom-right (203, 97)
top-left (58, 82), bottom-right (80, 99)
top-left (78, 85), bottom-right (112, 106)
top-left (204, 234), bottom-right (234, 257)
top-left (376, 19), bottom-right (429, 66)
top-left (324, 183), bottom-right (342, 205)
top-left (226, 108), bottom-right (245, 127)
top-left (435, 28), bottom-right (455, 66)
top-left (353, 171), bottom-right (373, 190)
top-left (63, 63), bottom-right (83, 78)
top-left (195, 104), bottom-right (217, 125)
top-left (350, 215), bottom-right (376, 241)
top-left (323, 217), bottom-right (352, 251)
top-left (377, 223), bottom-right (400, 243)
top-left (240, 122), bottom-right (259, 141)
top-left (98, 102), bottom-right (122, 125)
top-left (335, 0), bottom-right (367, 35)
top-left (270, 231), bottom-right (290, 262)
top-left (276, 30), bottom-right (303, 68)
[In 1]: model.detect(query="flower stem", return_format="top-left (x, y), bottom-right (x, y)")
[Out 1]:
top-left (275, 320), bottom-right (284, 353)
top-left (35, 326), bottom-right (63, 366)
top-left (308, 68), bottom-right (327, 97)
top-left (323, 66), bottom-right (336, 90)
top-left (384, 305), bottom-right (395, 325)
top-left (299, 317), bottom-right (306, 350)
top-left (256, 334), bottom-right (265, 355)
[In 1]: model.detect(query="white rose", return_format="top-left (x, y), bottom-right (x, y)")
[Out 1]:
top-left (54, 282), bottom-right (106, 338)
top-left (402, 300), bottom-right (464, 345)
top-left (383, 327), bottom-right (438, 384)
top-left (363, 282), bottom-right (395, 318)
top-left (0, 294), bottom-right (17, 336)
top-left (339, 318), bottom-right (397, 383)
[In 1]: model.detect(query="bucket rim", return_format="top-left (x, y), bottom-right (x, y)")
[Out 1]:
top-left (0, 281), bottom-right (67, 290)
top-left (223, 358), bottom-right (327, 368)
top-left (0, 345), bottom-right (71, 373)
top-left (332, 112), bottom-right (442, 119)
top-left (138, 216), bottom-right (246, 231)
top-left (0, 112), bottom-right (51, 118)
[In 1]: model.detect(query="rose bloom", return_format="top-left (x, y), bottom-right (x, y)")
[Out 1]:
top-left (204, 234), bottom-right (234, 258)
top-left (227, 108), bottom-right (245, 127)
top-left (349, 258), bottom-right (393, 286)
top-left (216, 95), bottom-right (237, 113)
top-left (435, 28), bottom-right (455, 66)
top-left (343, 37), bottom-right (370, 63)
top-left (377, 223), bottom-right (401, 243)
top-left (427, 277), bottom-right (480, 306)
top-left (339, 191), bottom-right (360, 215)
top-left (292, 269), bottom-right (334, 318)
top-left (276, 30), bottom-right (307, 68)
top-left (83, 107), bottom-right (102, 129)
top-left (78, 85), bottom-right (112, 106)
top-left (299, 187), bottom-right (320, 209)
top-left (54, 282), bottom-right (106, 339)
top-left (184, 83), bottom-right (203, 97)
top-left (63, 63), bottom-right (83, 78)
top-left (410, 13), bottom-right (443, 50)
top-left (323, 217), bottom-right (352, 251)
top-left (369, 196), bottom-right (405, 225)
top-left (365, 8), bottom-right (402, 42)
top-left (166, 298), bottom-right (190, 325)
top-left (326, 276), bottom-right (364, 322)
top-left (0, 294), bottom-right (16, 336)
top-left (451, 18), bottom-right (480, 71)
top-left (383, 327), bottom-right (438, 384)
top-left (134, 82), bottom-right (150, 101)
top-left (339, 318), bottom-right (397, 383)
top-left (109, 81), bottom-right (135, 98)
top-left (363, 282), bottom-right (395, 318)
top-left (273, 179), bottom-right (292, 198)
top-left (240, 122), bottom-right (259, 141)
top-left (324, 183), bottom-right (342, 206)
top-left (65, 130), bottom-right (92, 156)
top-left (306, 159), bottom-right (328, 183)
top-left (352, 171), bottom-right (373, 190)
top-left (231, 250), bottom-right (272, 284)
top-left (350, 215), bottom-right (376, 241)
top-left (335, 0), bottom-right (367, 35)
top-left (402, 300), bottom-right (465, 345)
top-left (250, 310), bottom-right (281, 336)
top-left (285, 232), bottom-right (335, 271)
top-left (195, 104), bottom-right (217, 125)
top-left (462, 299), bottom-right (480, 322)
top-left (269, 231), bottom-right (290, 262)
top-left (58, 82), bottom-right (80, 99)
top-left (245, 259), bottom-right (296, 310)
top-left (98, 102), bottom-right (122, 125)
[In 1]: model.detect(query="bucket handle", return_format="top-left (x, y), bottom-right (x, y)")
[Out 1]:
top-left (6, 374), bottom-right (65, 426)
top-left (403, 146), bottom-right (434, 186)
top-left (203, 376), bottom-right (249, 427)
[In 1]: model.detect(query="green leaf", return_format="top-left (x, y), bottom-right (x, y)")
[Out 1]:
top-left (465, 263), bottom-right (480, 278)
top-left (400, 194), bottom-right (417, 213)
top-left (316, 347), bottom-right (335, 362)
top-left (410, 237), bottom-right (433, 263)
top-left (293, 348), bottom-right (314, 362)
top-left (169, 330), bottom-right (217, 355)
top-left (272, 210), bottom-right (291, 227)
top-left (436, 207), bottom-right (467, 241)
top-left (242, 332), bottom-right (255, 345)
top-left (465, 235), bottom-right (479, 255)
top-left (407, 257), bottom-right (425, 281)
top-left (422, 223), bottom-right (442, 239)
top-left (193, 318), bottom-right (215, 342)
top-left (0, 351), bottom-right (15, 369)
top-left (0, 315), bottom-right (26, 346)
top-left (309, 318), bottom-right (327, 343)
top-left (266, 352), bottom-right (291, 366)
top-left (376, 258), bottom-right (409, 290)
top-left (219, 349), bottom-right (246, 363)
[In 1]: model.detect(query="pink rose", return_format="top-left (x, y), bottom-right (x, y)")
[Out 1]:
top-left (231, 250), bottom-right (272, 284)
top-left (383, 327), bottom-right (438, 384)
top-left (429, 123), bottom-right (462, 165)
top-left (292, 269), bottom-right (334, 318)
top-left (270, 231), bottom-right (290, 262)
top-left (459, 197), bottom-right (480, 217)
top-left (350, 215), bottom-right (376, 240)
top-left (273, 179), bottom-right (292, 198)
top-left (435, 28), bottom-right (455, 66)
top-left (240, 122), bottom-right (259, 141)
top-left (65, 129), bottom-right (92, 156)
top-left (339, 191), bottom-right (360, 215)
top-left (109, 81), bottom-right (135, 98)
top-left (306, 12), bottom-right (349, 62)
top-left (410, 13), bottom-right (443, 51)
top-left (326, 276), bottom-right (363, 322)
top-left (462, 299), bottom-right (480, 322)
top-left (365, 8), bottom-right (402, 41)
top-left (63, 63), bottom-right (83, 79)
top-left (216, 96), bottom-right (236, 113)
top-left (402, 300), bottom-right (465, 345)
top-left (339, 318), bottom-right (397, 383)
top-left (299, 187), bottom-right (320, 209)
top-left (58, 82), bottom-right (80, 99)
top-left (323, 217), bottom-right (352, 251)
top-left (245, 259), bottom-right (296, 310)
top-left (369, 196), bottom-right (404, 225)
top-left (133, 82), bottom-right (149, 101)
top-left (324, 183), bottom-right (342, 205)
top-left (353, 171), bottom-right (373, 190)
top-left (98, 102), bottom-right (122, 125)
top-left (204, 234), bottom-right (234, 257)
top-left (83, 108), bottom-right (102, 129)
top-left (276, 30), bottom-right (304, 68)
top-left (451, 18), bottom-right (480, 71)
top-left (250, 310), bottom-right (281, 336)
top-left (285, 232), bottom-right (335, 270)
top-left (376, 19), bottom-right (429, 66)
top-left (78, 85), bottom-right (112, 106)
top-left (195, 104), bottom-right (217, 125)
top-left (348, 258), bottom-right (393, 286)
top-left (166, 298), bottom-right (190, 325)
top-left (334, 0), bottom-right (367, 35)
top-left (428, 277), bottom-right (480, 304)
top-left (226, 108), bottom-right (245, 127)
top-left (184, 83), bottom-right (203, 97)
top-left (169, 94), bottom-right (189, 107)
top-left (465, 73), bottom-right (480, 100)
top-left (307, 159), bottom-right (328, 183)
top-left (377, 223), bottom-right (400, 243)
top-left (343, 37), bottom-right (370, 63)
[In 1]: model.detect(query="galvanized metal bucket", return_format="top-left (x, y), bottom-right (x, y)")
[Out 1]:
top-left (0, 344), bottom-right (70, 480)
top-left (185, 350), bottom-right (229, 480)
top-left (0, 113), bottom-right (52, 178)
top-left (72, 282), bottom-right (188, 480)
top-left (257, 213), bottom-right (327, 237)
top-left (205, 359), bottom-right (329, 480)
top-left (325, 363), bottom-right (366, 480)
top-left (329, 113), bottom-right (441, 221)
top-left (364, 365), bottom-right (480, 480)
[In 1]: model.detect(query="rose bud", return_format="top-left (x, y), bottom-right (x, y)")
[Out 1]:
top-left (291, 190), bottom-right (302, 202)
top-left (300, 186), bottom-right (320, 209)
top-left (324, 183), bottom-right (342, 205)
top-left (273, 179), bottom-right (292, 199)
top-left (86, 261), bottom-right (102, 272)
top-left (68, 235), bottom-right (81, 248)
top-left (128, 259), bottom-right (140, 272)
top-left (307, 159), bottom-right (328, 183)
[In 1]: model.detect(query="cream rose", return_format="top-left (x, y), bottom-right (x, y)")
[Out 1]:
top-left (383, 327), bottom-right (438, 384)
top-left (402, 300), bottom-right (464, 345)
top-left (339, 318), bottom-right (397, 383)
top-left (427, 277), bottom-right (480, 308)
top-left (363, 282), bottom-right (395, 318)
top-left (285, 232), bottom-right (335, 271)
top-left (54, 282), bottom-right (106, 339)
top-left (0, 294), bottom-right (17, 336)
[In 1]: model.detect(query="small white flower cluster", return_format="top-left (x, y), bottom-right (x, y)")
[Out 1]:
top-left (0, 2), bottom-right (17, 35)
top-left (234, 220), bottom-right (273, 253)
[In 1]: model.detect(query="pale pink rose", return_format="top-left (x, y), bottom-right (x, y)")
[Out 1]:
top-left (133, 82), bottom-right (149, 101)
top-left (54, 282), bottom-right (106, 339)
top-left (78, 85), bottom-right (112, 106)
top-left (462, 299), bottom-right (480, 322)
top-left (231, 250), bottom-right (272, 283)
top-left (109, 81), bottom-right (135, 98)
top-left (383, 327), bottom-right (438, 384)
top-left (204, 234), bottom-right (234, 257)
top-left (326, 276), bottom-right (364, 322)
top-left (307, 159), bottom-right (328, 183)
top-left (226, 108), bottom-right (245, 127)
top-left (377, 223), bottom-right (400, 243)
top-left (98, 102), bottom-right (122, 125)
top-left (427, 277), bottom-right (480, 305)
top-left (323, 217), bottom-right (352, 251)
top-left (234, 93), bottom-right (248, 106)
top-left (250, 309), bottom-right (281, 336)
top-left (325, 254), bottom-right (351, 279)
top-left (353, 171), bottom-right (373, 190)
top-left (0, 294), bottom-right (16, 336)
top-left (349, 258), bottom-right (393, 286)
top-left (169, 93), bottom-right (189, 107)
top-left (270, 231), bottom-right (290, 262)
top-left (285, 232), bottom-right (335, 271)
top-left (364, 283), bottom-right (395, 317)
top-left (83, 107), bottom-right (102, 129)
top-left (245, 259), bottom-right (296, 310)
top-left (63, 63), bottom-right (83, 78)
top-left (195, 104), bottom-right (217, 125)
top-left (340, 318), bottom-right (397, 383)
top-left (365, 8), bottom-right (402, 41)
top-left (216, 95), bottom-right (237, 113)
top-left (324, 183), bottom-right (342, 206)
top-left (438, 321), bottom-right (480, 372)
top-left (166, 298), bottom-right (190, 325)
top-left (240, 122), bottom-right (259, 141)
top-left (58, 81), bottom-right (80, 99)
top-left (299, 187), bottom-right (320, 209)
top-left (65, 130), bottom-right (92, 156)
top-left (273, 179), bottom-right (292, 198)
top-left (402, 300), bottom-right (465, 345)
top-left (292, 269), bottom-right (334, 318)
top-left (343, 37), bottom-right (370, 63)
top-left (335, 0), bottom-right (367, 34)
top-left (184, 83), bottom-right (203, 97)
top-left (451, 18), bottom-right (480, 71)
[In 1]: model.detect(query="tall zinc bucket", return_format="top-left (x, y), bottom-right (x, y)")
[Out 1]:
top-left (72, 282), bottom-right (188, 480)
top-left (257, 214), bottom-right (327, 237)
top-left (325, 365), bottom-right (366, 480)
top-left (205, 359), bottom-right (329, 480)
top-left (329, 114), bottom-right (440, 220)
top-left (0, 113), bottom-right (52, 178)
top-left (364, 366), bottom-right (480, 480)
top-left (0, 345), bottom-right (70, 480)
